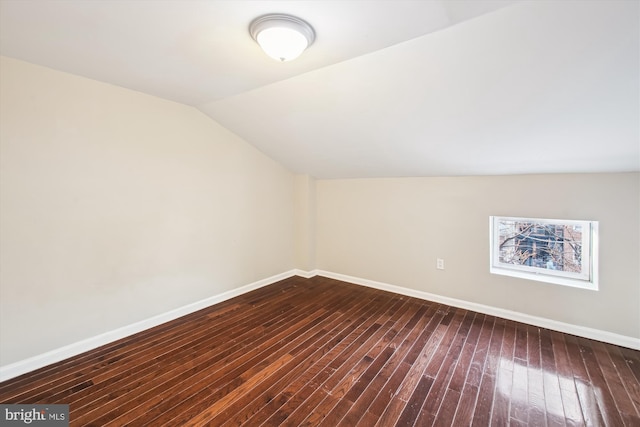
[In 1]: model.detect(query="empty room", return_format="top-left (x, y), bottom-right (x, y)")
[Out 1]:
top-left (0, 0), bottom-right (639, 426)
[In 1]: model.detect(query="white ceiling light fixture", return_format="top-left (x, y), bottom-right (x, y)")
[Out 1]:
top-left (249, 14), bottom-right (315, 62)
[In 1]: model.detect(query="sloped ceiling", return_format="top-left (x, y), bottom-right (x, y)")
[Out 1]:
top-left (1, 0), bottom-right (638, 178)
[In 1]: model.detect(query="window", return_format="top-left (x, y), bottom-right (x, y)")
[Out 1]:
top-left (490, 216), bottom-right (598, 290)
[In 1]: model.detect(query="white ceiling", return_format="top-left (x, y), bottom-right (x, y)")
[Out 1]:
top-left (1, 0), bottom-right (638, 178)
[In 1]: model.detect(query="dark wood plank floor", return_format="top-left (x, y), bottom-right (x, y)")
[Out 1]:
top-left (1, 276), bottom-right (639, 426)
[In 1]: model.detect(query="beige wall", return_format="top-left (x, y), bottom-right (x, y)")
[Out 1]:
top-left (0, 57), bottom-right (295, 365)
top-left (316, 174), bottom-right (640, 338)
top-left (294, 175), bottom-right (316, 272)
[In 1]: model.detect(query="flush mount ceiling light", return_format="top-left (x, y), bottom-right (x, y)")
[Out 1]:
top-left (249, 14), bottom-right (315, 62)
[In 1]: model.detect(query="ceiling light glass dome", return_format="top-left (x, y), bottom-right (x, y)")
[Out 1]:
top-left (249, 14), bottom-right (316, 62)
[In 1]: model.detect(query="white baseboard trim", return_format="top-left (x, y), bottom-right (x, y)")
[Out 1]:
top-left (3, 269), bottom-right (637, 382)
top-left (315, 270), bottom-right (640, 351)
top-left (291, 268), bottom-right (317, 279)
top-left (0, 270), bottom-right (300, 382)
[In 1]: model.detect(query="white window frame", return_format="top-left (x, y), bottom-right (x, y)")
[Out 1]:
top-left (489, 216), bottom-right (599, 290)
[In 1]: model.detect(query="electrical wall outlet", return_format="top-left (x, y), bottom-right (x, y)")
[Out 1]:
top-left (436, 258), bottom-right (445, 270)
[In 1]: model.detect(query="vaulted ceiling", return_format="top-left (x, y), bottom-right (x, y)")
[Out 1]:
top-left (1, 0), bottom-right (638, 178)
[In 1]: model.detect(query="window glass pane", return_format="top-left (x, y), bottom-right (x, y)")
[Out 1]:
top-left (496, 219), bottom-right (583, 274)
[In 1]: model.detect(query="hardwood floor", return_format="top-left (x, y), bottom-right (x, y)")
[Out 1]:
top-left (1, 275), bottom-right (639, 426)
